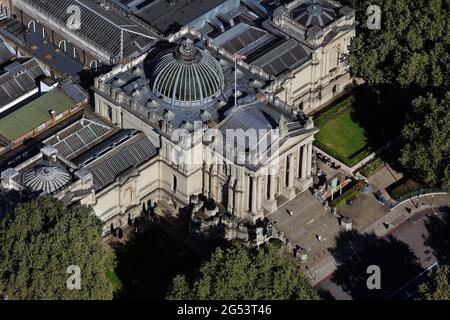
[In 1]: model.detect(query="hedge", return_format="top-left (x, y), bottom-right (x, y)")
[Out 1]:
top-left (360, 158), bottom-right (386, 177)
top-left (330, 180), bottom-right (365, 208)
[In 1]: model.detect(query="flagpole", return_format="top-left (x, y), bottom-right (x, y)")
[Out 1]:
top-left (234, 53), bottom-right (237, 108)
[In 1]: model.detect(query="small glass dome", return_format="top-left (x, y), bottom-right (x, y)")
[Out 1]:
top-left (23, 161), bottom-right (71, 194)
top-left (292, 3), bottom-right (337, 28)
top-left (151, 39), bottom-right (225, 107)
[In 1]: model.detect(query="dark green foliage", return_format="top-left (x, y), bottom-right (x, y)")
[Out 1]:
top-left (400, 93), bottom-right (450, 189)
top-left (360, 158), bottom-right (386, 177)
top-left (330, 180), bottom-right (365, 208)
top-left (343, 1), bottom-right (450, 188)
top-left (418, 265), bottom-right (450, 300)
top-left (345, 0), bottom-right (450, 91)
top-left (167, 243), bottom-right (319, 300)
top-left (0, 197), bottom-right (117, 300)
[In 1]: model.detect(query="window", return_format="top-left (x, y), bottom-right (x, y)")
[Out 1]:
top-left (107, 105), bottom-right (113, 120)
top-left (285, 154), bottom-right (291, 187)
top-left (173, 175), bottom-right (177, 192)
top-left (298, 146), bottom-right (304, 178)
top-left (332, 85), bottom-right (337, 94)
top-left (248, 176), bottom-right (253, 211)
top-left (267, 175), bottom-right (271, 199)
top-left (124, 187), bottom-right (133, 205)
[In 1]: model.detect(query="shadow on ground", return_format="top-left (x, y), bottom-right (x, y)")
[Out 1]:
top-left (112, 218), bottom-right (207, 300)
top-left (328, 231), bottom-right (423, 299)
top-left (424, 206), bottom-right (450, 260)
top-left (347, 85), bottom-right (410, 163)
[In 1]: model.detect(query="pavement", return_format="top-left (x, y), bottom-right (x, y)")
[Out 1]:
top-left (385, 208), bottom-right (450, 300)
top-left (339, 163), bottom-right (403, 231)
top-left (317, 195), bottom-right (450, 299)
top-left (340, 192), bottom-right (388, 231)
top-left (267, 191), bottom-right (341, 275)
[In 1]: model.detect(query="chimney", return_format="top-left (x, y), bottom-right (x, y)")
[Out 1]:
top-left (50, 110), bottom-right (56, 121)
top-left (75, 168), bottom-right (93, 189)
top-left (41, 145), bottom-right (58, 162)
top-left (1, 168), bottom-right (19, 191)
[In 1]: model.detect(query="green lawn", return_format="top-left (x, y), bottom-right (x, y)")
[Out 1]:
top-left (314, 87), bottom-right (406, 167)
top-left (315, 96), bottom-right (372, 166)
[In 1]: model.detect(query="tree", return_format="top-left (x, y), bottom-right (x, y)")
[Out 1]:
top-left (167, 243), bottom-right (319, 300)
top-left (0, 197), bottom-right (118, 300)
top-left (400, 93), bottom-right (450, 189)
top-left (344, 0), bottom-right (450, 91)
top-left (418, 265), bottom-right (450, 300)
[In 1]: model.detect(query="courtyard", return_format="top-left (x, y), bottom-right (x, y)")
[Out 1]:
top-left (314, 86), bottom-right (407, 167)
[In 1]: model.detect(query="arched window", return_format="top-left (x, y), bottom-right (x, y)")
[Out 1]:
top-left (27, 21), bottom-right (36, 32)
top-left (58, 40), bottom-right (67, 52)
top-left (90, 60), bottom-right (100, 70)
top-left (173, 175), bottom-right (177, 192)
top-left (332, 85), bottom-right (337, 94)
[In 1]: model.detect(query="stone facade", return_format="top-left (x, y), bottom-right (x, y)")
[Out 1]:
top-left (268, 1), bottom-right (356, 114)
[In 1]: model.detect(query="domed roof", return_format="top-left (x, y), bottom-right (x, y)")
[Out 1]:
top-left (151, 39), bottom-right (225, 107)
top-left (292, 3), bottom-right (337, 28)
top-left (23, 161), bottom-right (71, 194)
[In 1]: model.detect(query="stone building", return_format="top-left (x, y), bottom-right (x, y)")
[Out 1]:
top-left (0, 0), bottom-right (356, 242)
top-left (93, 27), bottom-right (318, 231)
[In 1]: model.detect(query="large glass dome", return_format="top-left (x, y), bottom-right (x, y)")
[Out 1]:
top-left (151, 39), bottom-right (225, 107)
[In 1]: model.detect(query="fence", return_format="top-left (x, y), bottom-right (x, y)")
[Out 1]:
top-left (390, 188), bottom-right (448, 210)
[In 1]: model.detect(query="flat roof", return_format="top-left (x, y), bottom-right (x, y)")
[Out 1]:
top-left (14, 0), bottom-right (158, 61)
top-left (135, 0), bottom-right (226, 33)
top-left (252, 38), bottom-right (311, 76)
top-left (0, 88), bottom-right (76, 141)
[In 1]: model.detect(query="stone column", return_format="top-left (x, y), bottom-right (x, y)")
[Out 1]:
top-left (257, 176), bottom-right (263, 211)
top-left (227, 176), bottom-right (234, 214)
top-left (306, 143), bottom-right (313, 178)
top-left (301, 145), bottom-right (307, 180)
top-left (210, 164), bottom-right (218, 199)
top-left (288, 155), bottom-right (294, 188)
top-left (251, 175), bottom-right (257, 213)
top-left (203, 165), bottom-right (210, 196)
top-left (234, 169), bottom-right (244, 218)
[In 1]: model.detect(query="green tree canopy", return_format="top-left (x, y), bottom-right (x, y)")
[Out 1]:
top-left (400, 93), bottom-right (450, 189)
top-left (167, 243), bottom-right (319, 300)
top-left (0, 197), bottom-right (117, 300)
top-left (418, 265), bottom-right (450, 300)
top-left (345, 0), bottom-right (450, 90)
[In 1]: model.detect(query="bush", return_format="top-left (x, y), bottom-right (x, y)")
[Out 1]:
top-left (268, 238), bottom-right (283, 250)
top-left (330, 180), bottom-right (365, 208)
top-left (386, 178), bottom-right (421, 200)
top-left (360, 158), bottom-right (386, 177)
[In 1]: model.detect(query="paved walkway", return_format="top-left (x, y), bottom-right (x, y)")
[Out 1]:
top-left (310, 193), bottom-right (449, 286)
top-left (267, 192), bottom-right (341, 270)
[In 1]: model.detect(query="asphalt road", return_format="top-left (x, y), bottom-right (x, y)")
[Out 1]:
top-left (320, 207), bottom-right (449, 300)
top-left (386, 208), bottom-right (449, 300)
